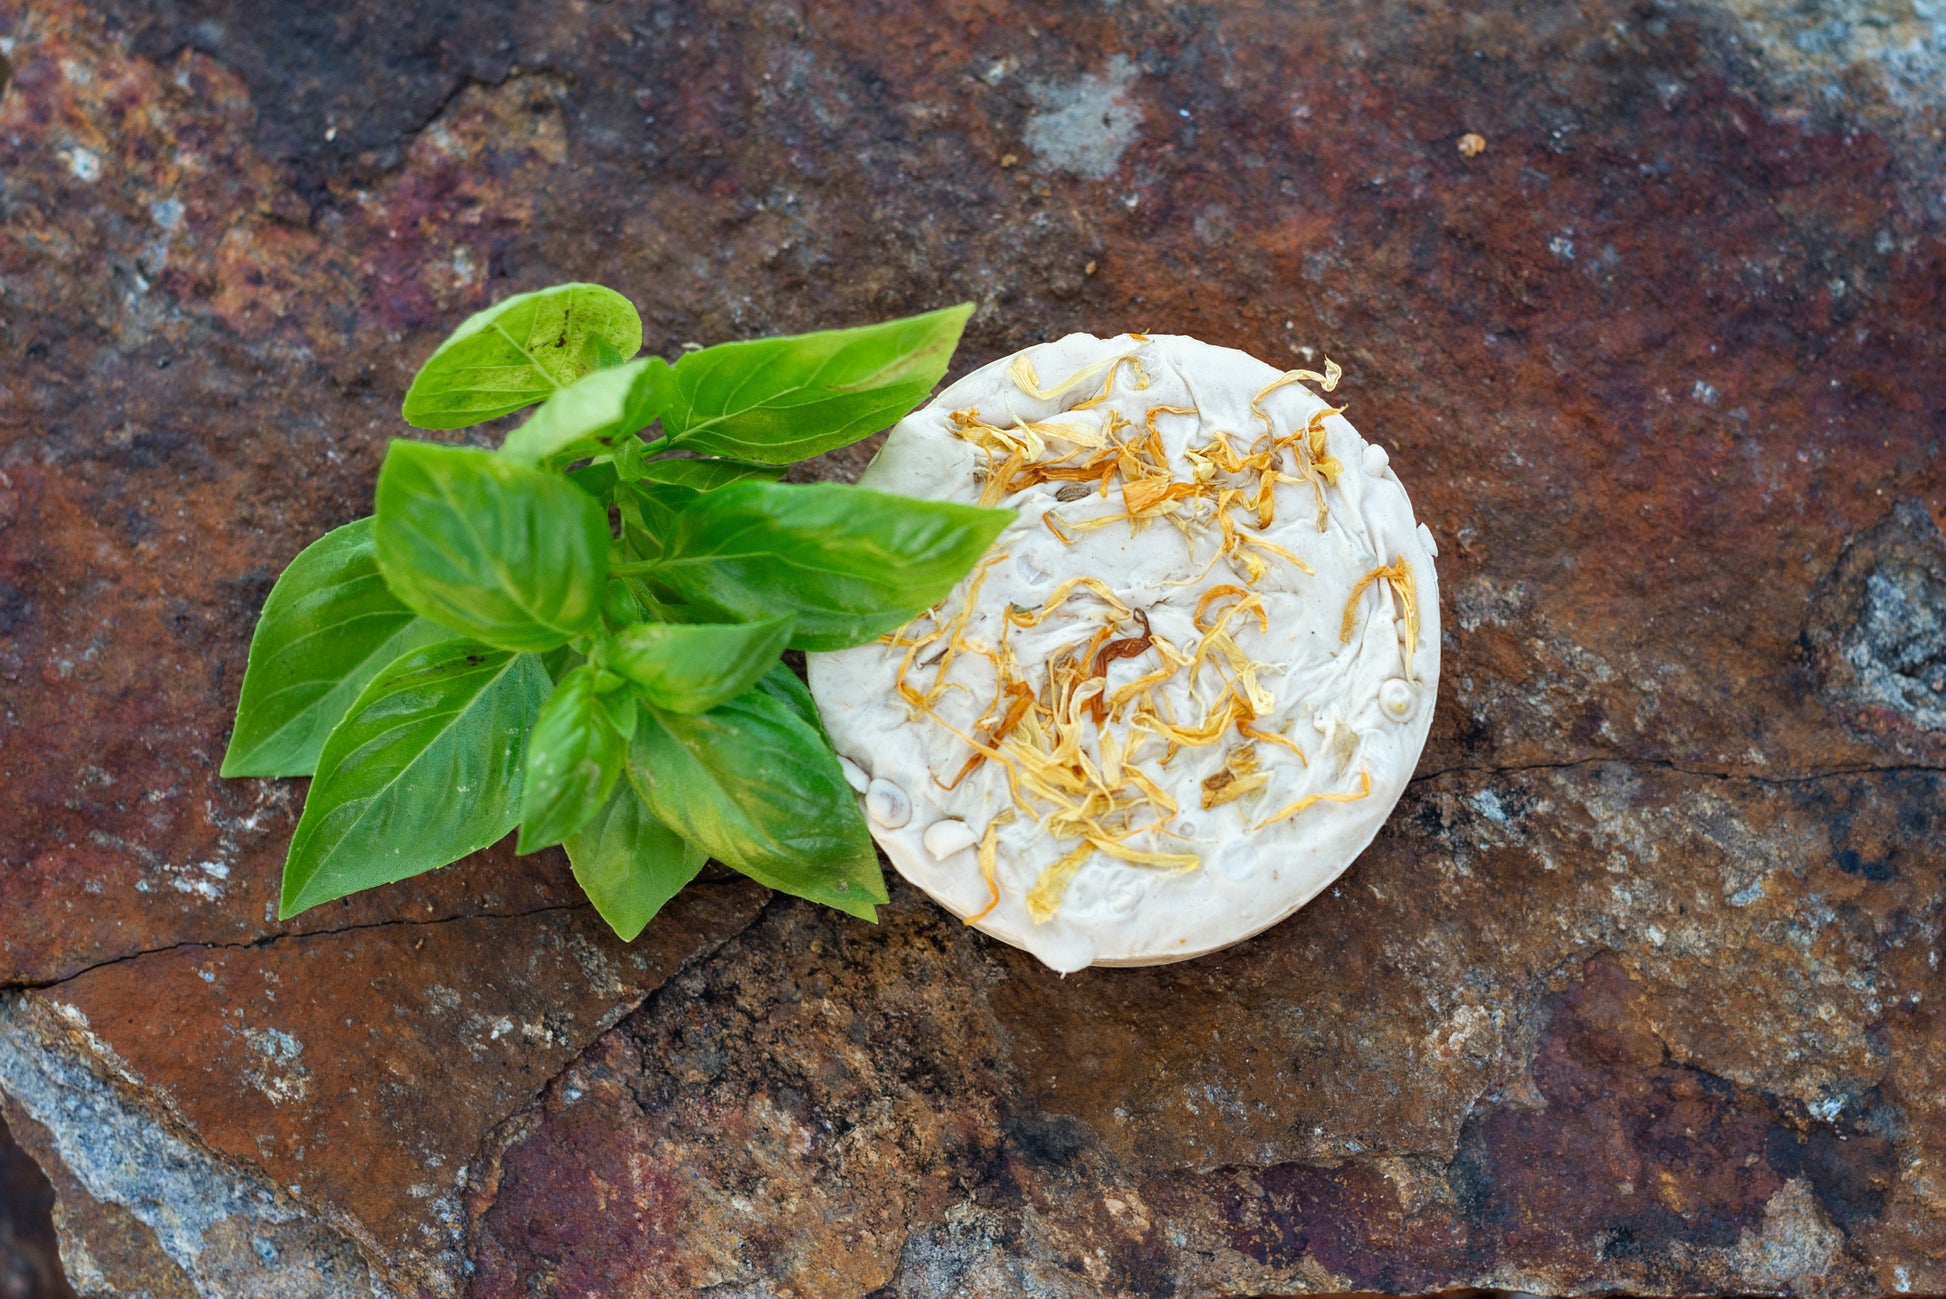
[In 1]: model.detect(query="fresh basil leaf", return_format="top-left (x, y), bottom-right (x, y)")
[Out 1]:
top-left (515, 665), bottom-right (624, 853)
top-left (566, 460), bottom-right (620, 499)
top-left (499, 358), bottom-right (670, 468)
top-left (401, 283), bottom-right (644, 429)
top-left (564, 779), bottom-right (707, 941)
top-left (633, 457), bottom-right (787, 491)
top-left (585, 334), bottom-right (628, 371)
top-left (616, 481), bottom-right (699, 561)
top-left (375, 441), bottom-right (609, 652)
top-left (614, 463), bottom-right (784, 558)
top-left (660, 303), bottom-right (973, 463)
top-left (222, 518), bottom-right (447, 777)
top-left (597, 684), bottom-right (637, 740)
top-left (620, 577), bottom-right (696, 625)
top-left (628, 690), bottom-right (885, 919)
top-left (602, 579), bottom-right (645, 629)
top-left (651, 481), bottom-right (1012, 650)
top-left (540, 644), bottom-right (584, 684)
top-left (609, 433), bottom-right (646, 483)
top-left (753, 661), bottom-right (822, 736)
top-left (606, 614), bottom-right (793, 714)
top-left (279, 639), bottom-right (549, 917)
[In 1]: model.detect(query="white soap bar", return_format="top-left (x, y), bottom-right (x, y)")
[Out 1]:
top-left (808, 333), bottom-right (1440, 972)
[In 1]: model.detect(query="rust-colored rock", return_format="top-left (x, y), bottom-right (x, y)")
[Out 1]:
top-left (3, 882), bottom-right (765, 1295)
top-left (0, 1115), bottom-right (69, 1299)
top-left (1, 0), bottom-right (1943, 1295)
top-left (470, 764), bottom-right (1940, 1296)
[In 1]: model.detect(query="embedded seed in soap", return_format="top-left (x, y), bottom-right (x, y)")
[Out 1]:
top-left (865, 779), bottom-right (910, 828)
top-left (923, 819), bottom-right (978, 861)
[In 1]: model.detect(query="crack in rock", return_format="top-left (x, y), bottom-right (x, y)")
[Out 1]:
top-left (4, 901), bottom-right (594, 995)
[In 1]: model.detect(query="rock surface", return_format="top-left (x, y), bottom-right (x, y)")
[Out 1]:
top-left (0, 0), bottom-right (1942, 1296)
top-left (0, 1115), bottom-right (69, 1299)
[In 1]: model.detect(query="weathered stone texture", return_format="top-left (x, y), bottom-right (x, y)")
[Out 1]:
top-left (469, 764), bottom-right (1940, 1296)
top-left (0, 0), bottom-right (1942, 1295)
top-left (0, 1114), bottom-right (68, 1299)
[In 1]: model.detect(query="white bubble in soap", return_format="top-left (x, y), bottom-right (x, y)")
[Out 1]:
top-left (1362, 443), bottom-right (1390, 476)
top-left (1215, 845), bottom-right (1261, 882)
top-left (1379, 678), bottom-right (1416, 721)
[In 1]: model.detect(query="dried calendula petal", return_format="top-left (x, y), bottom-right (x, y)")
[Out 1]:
top-left (809, 333), bottom-right (1440, 972)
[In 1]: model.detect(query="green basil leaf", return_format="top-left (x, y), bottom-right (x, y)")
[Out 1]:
top-left (660, 303), bottom-right (973, 463)
top-left (279, 639), bottom-right (549, 917)
top-left (628, 690), bottom-right (885, 919)
top-left (540, 644), bottom-right (584, 684)
top-left (633, 457), bottom-right (787, 491)
top-left (401, 283), bottom-right (644, 429)
top-left (614, 463), bottom-right (785, 559)
top-left (609, 434), bottom-right (645, 483)
top-left (753, 661), bottom-right (823, 736)
top-left (616, 481), bottom-right (699, 562)
top-left (602, 579), bottom-right (645, 629)
top-left (650, 481), bottom-right (1012, 650)
top-left (499, 357), bottom-right (670, 468)
top-left (620, 577), bottom-right (697, 624)
top-left (597, 684), bottom-right (638, 740)
top-left (606, 614), bottom-right (794, 714)
top-left (222, 518), bottom-right (447, 777)
top-left (585, 334), bottom-right (628, 371)
top-left (516, 664), bottom-right (625, 853)
top-left (566, 460), bottom-right (621, 499)
top-left (375, 441), bottom-right (609, 652)
top-left (564, 779), bottom-right (706, 941)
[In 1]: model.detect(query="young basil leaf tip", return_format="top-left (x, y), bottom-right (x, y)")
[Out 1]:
top-left (402, 283), bottom-right (644, 430)
top-left (516, 663), bottom-right (626, 854)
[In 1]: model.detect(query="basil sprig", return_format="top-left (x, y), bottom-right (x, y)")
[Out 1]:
top-left (225, 285), bottom-right (1010, 938)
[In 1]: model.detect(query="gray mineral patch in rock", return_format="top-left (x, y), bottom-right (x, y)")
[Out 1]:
top-left (1719, 0), bottom-right (1946, 109)
top-left (1712, 0), bottom-right (1946, 213)
top-left (1810, 499), bottom-right (1946, 736)
top-left (875, 1208), bottom-right (1101, 1299)
top-left (1023, 54), bottom-right (1142, 180)
top-left (1843, 557), bottom-right (1946, 731)
top-left (0, 996), bottom-right (384, 1299)
top-left (1735, 1178), bottom-right (1846, 1291)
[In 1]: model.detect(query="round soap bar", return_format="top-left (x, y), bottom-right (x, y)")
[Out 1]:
top-left (807, 332), bottom-right (1440, 971)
